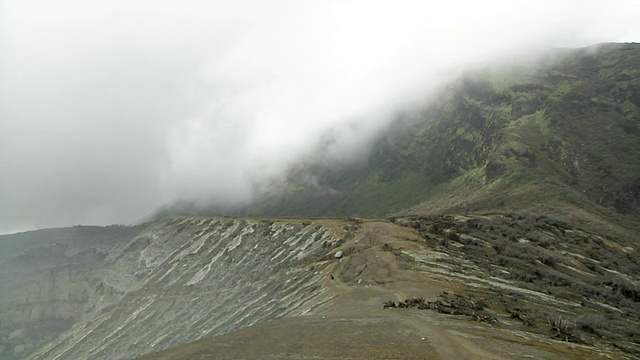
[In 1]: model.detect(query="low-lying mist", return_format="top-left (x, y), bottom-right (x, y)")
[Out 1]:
top-left (1, 0), bottom-right (639, 233)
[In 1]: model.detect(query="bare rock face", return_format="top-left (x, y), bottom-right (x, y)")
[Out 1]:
top-left (0, 217), bottom-right (346, 360)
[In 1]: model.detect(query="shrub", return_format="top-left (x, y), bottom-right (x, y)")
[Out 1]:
top-left (548, 316), bottom-right (579, 342)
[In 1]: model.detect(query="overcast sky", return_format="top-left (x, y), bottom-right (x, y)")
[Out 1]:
top-left (1, 0), bottom-right (639, 234)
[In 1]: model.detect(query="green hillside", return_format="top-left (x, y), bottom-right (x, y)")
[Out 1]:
top-left (150, 43), bottom-right (640, 240)
top-left (231, 43), bottom-right (640, 232)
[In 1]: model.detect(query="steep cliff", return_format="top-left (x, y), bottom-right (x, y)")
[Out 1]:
top-left (0, 225), bottom-right (141, 359)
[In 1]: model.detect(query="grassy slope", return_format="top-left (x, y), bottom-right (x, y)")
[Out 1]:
top-left (237, 43), bottom-right (640, 238)
top-left (407, 43), bottom-right (640, 237)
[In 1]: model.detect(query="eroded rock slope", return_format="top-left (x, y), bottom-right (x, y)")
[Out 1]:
top-left (0, 217), bottom-right (348, 359)
top-left (141, 214), bottom-right (640, 359)
top-left (1, 214), bottom-right (639, 360)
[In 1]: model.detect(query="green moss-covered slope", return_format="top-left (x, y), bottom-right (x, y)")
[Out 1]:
top-left (238, 44), bottom-right (639, 227)
top-left (160, 43), bottom-right (639, 237)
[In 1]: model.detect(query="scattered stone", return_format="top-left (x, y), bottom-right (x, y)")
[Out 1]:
top-left (334, 250), bottom-right (344, 259)
top-left (382, 293), bottom-right (497, 323)
top-left (403, 297), bottom-right (426, 308)
top-left (383, 300), bottom-right (397, 309)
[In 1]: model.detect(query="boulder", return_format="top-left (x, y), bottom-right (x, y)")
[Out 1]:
top-left (334, 250), bottom-right (344, 259)
top-left (14, 344), bottom-right (25, 356)
top-left (8, 328), bottom-right (26, 344)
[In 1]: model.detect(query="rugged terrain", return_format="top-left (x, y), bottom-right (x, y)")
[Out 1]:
top-left (1, 213), bottom-right (639, 359)
top-left (1, 43), bottom-right (639, 359)
top-left (140, 214), bottom-right (639, 360)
